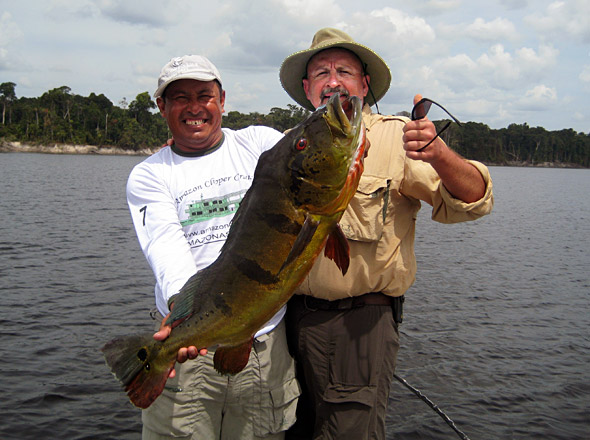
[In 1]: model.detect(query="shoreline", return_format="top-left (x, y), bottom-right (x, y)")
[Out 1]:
top-left (0, 141), bottom-right (160, 156)
top-left (0, 141), bottom-right (585, 168)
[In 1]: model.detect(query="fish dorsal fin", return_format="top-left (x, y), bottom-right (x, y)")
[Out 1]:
top-left (213, 338), bottom-right (254, 374)
top-left (324, 224), bottom-right (350, 275)
top-left (279, 215), bottom-right (320, 274)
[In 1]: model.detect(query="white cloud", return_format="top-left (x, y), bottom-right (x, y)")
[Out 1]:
top-left (0, 12), bottom-right (23, 46)
top-left (90, 0), bottom-right (176, 26)
top-left (434, 53), bottom-right (480, 91)
top-left (518, 84), bottom-right (558, 111)
top-left (416, 0), bottom-right (462, 14)
top-left (580, 65), bottom-right (590, 83)
top-left (370, 8), bottom-right (436, 47)
top-left (276, 0), bottom-right (344, 21)
top-left (0, 48), bottom-right (8, 70)
top-left (499, 0), bottom-right (529, 9)
top-left (437, 16), bottom-right (520, 47)
top-left (0, 12), bottom-right (24, 70)
top-left (225, 80), bottom-right (272, 111)
top-left (211, 1), bottom-right (313, 70)
top-left (431, 43), bottom-right (559, 94)
top-left (516, 44), bottom-right (559, 70)
top-left (572, 112), bottom-right (585, 126)
top-left (526, 84), bottom-right (557, 101)
top-left (463, 17), bottom-right (519, 42)
top-left (45, 0), bottom-right (100, 20)
top-left (341, 7), bottom-right (437, 62)
top-left (525, 0), bottom-right (590, 43)
top-left (469, 99), bottom-right (497, 116)
top-left (369, 7), bottom-right (435, 43)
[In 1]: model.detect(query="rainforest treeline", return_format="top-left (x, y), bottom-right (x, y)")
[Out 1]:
top-left (1, 82), bottom-right (588, 167)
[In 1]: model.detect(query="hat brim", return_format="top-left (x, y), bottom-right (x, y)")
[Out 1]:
top-left (280, 41), bottom-right (391, 111)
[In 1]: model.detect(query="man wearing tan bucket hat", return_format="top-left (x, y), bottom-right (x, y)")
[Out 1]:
top-left (280, 28), bottom-right (494, 439)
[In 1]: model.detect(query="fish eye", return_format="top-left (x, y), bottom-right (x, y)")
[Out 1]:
top-left (296, 138), bottom-right (307, 150)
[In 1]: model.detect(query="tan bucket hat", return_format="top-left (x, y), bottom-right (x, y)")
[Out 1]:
top-left (280, 28), bottom-right (391, 111)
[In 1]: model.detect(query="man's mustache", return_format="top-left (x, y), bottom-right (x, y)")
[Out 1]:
top-left (321, 87), bottom-right (350, 101)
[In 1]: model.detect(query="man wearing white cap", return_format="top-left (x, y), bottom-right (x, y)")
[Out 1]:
top-left (126, 55), bottom-right (299, 439)
top-left (280, 28), bottom-right (494, 439)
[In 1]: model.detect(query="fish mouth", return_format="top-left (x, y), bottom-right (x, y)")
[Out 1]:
top-left (324, 93), bottom-right (362, 137)
top-left (323, 93), bottom-right (367, 168)
top-left (316, 93), bottom-right (367, 214)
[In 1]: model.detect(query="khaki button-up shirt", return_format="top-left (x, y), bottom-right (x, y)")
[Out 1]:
top-left (294, 104), bottom-right (494, 300)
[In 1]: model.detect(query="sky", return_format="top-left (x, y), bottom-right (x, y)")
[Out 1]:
top-left (1, 0), bottom-right (589, 133)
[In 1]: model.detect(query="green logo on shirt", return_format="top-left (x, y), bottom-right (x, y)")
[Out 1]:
top-left (181, 190), bottom-right (246, 226)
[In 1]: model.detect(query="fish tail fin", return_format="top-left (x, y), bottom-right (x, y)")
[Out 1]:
top-left (101, 334), bottom-right (175, 409)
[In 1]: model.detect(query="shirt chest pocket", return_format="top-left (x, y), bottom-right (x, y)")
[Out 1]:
top-left (339, 176), bottom-right (391, 242)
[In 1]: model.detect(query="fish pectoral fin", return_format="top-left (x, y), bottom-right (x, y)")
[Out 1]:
top-left (279, 215), bottom-right (320, 274)
top-left (324, 224), bottom-right (350, 275)
top-left (213, 338), bottom-right (254, 375)
top-left (165, 272), bottom-right (203, 327)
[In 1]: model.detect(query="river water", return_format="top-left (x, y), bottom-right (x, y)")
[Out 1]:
top-left (0, 153), bottom-right (588, 439)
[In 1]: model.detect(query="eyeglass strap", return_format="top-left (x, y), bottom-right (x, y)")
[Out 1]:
top-left (416, 121), bottom-right (451, 152)
top-left (361, 62), bottom-right (380, 114)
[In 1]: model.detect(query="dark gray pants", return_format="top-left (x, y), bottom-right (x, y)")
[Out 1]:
top-left (285, 295), bottom-right (400, 440)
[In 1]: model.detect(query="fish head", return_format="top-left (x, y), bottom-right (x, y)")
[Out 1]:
top-left (284, 93), bottom-right (367, 215)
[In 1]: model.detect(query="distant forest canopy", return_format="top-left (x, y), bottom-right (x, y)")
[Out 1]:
top-left (1, 82), bottom-right (588, 167)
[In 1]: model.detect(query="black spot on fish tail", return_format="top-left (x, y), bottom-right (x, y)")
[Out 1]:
top-left (232, 255), bottom-right (279, 285)
top-left (260, 212), bottom-right (301, 236)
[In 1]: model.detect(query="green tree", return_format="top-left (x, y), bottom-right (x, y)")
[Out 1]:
top-left (86, 93), bottom-right (114, 144)
top-left (266, 104), bottom-right (310, 132)
top-left (0, 82), bottom-right (17, 125)
top-left (129, 92), bottom-right (156, 127)
top-left (119, 118), bottom-right (144, 150)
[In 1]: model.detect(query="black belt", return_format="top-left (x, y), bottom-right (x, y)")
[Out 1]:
top-left (301, 292), bottom-right (391, 310)
top-left (297, 292), bottom-right (404, 323)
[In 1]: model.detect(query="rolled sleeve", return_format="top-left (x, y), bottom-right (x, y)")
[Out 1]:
top-left (435, 160), bottom-right (494, 223)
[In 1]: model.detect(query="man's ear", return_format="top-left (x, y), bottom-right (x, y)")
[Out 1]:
top-left (156, 96), bottom-right (166, 116)
top-left (303, 79), bottom-right (310, 100)
top-left (220, 90), bottom-right (226, 113)
top-left (363, 74), bottom-right (370, 99)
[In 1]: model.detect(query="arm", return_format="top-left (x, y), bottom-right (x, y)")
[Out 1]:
top-left (402, 94), bottom-right (485, 203)
top-left (127, 163), bottom-right (198, 312)
top-left (127, 161), bottom-right (205, 369)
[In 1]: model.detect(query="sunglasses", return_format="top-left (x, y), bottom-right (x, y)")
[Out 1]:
top-left (411, 98), bottom-right (462, 151)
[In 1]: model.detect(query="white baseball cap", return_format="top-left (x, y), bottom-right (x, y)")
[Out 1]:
top-left (154, 55), bottom-right (223, 98)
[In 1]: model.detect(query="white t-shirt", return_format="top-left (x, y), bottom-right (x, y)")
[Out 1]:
top-left (127, 126), bottom-right (285, 337)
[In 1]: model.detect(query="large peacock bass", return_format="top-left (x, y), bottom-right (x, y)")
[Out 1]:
top-left (102, 93), bottom-right (367, 409)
